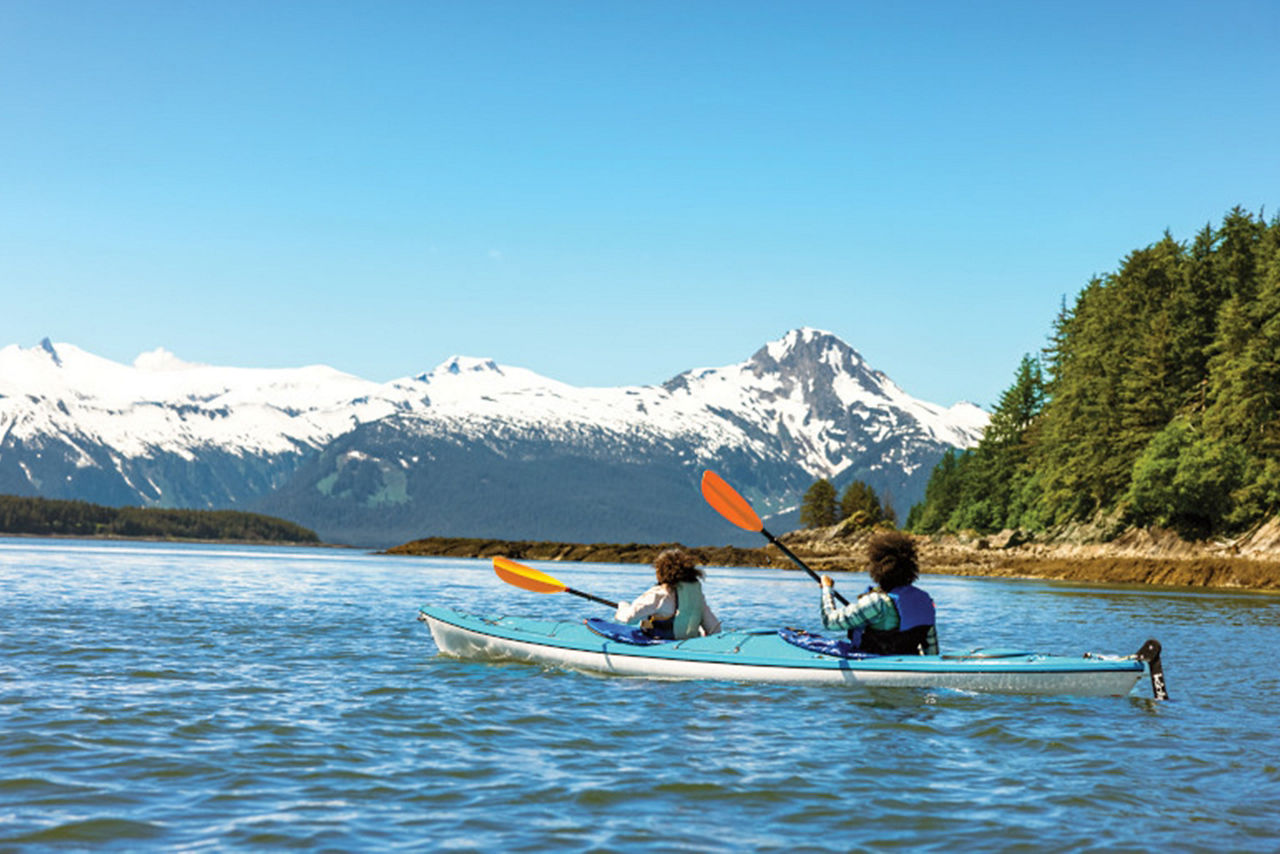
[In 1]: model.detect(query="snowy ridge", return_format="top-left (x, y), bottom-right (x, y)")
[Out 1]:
top-left (0, 330), bottom-right (987, 541)
top-left (0, 339), bottom-right (418, 460)
top-left (384, 328), bottom-right (987, 481)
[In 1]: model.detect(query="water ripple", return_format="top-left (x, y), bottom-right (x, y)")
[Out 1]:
top-left (2, 541), bottom-right (1278, 850)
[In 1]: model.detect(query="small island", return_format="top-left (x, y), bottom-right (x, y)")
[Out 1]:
top-left (0, 494), bottom-right (320, 544)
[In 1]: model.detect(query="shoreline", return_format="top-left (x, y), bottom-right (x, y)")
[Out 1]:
top-left (14, 529), bottom-right (1274, 593)
top-left (380, 537), bottom-right (773, 568)
top-left (385, 533), bottom-right (1280, 593)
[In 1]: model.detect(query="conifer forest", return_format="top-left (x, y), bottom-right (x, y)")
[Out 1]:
top-left (909, 207), bottom-right (1280, 540)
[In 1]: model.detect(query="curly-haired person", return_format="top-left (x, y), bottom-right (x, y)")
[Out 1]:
top-left (818, 531), bottom-right (939, 655)
top-left (614, 548), bottom-right (722, 639)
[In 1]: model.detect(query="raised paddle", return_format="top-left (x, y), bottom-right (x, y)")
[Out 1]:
top-left (492, 556), bottom-right (618, 609)
top-left (700, 470), bottom-right (850, 606)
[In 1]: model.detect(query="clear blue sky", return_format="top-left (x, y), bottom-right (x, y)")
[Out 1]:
top-left (3, 1), bottom-right (1277, 408)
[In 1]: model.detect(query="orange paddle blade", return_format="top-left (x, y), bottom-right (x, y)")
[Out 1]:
top-left (700, 470), bottom-right (763, 532)
top-left (492, 557), bottom-right (567, 594)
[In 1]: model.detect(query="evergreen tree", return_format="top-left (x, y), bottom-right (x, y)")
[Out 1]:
top-left (879, 488), bottom-right (899, 527)
top-left (984, 355), bottom-right (1045, 446)
top-left (913, 356), bottom-right (1045, 533)
top-left (839, 480), bottom-right (882, 525)
top-left (799, 479), bottom-right (839, 528)
top-left (908, 448), bottom-right (968, 533)
top-left (1127, 418), bottom-right (1246, 538)
top-left (1201, 212), bottom-right (1280, 524)
top-left (911, 207), bottom-right (1280, 539)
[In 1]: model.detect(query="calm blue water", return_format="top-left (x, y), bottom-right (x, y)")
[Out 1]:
top-left (2, 537), bottom-right (1278, 851)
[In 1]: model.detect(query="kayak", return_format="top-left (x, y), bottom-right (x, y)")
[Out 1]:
top-left (418, 605), bottom-right (1157, 697)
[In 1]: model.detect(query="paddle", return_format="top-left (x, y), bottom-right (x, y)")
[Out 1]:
top-left (492, 556), bottom-right (618, 608)
top-left (700, 470), bottom-right (850, 606)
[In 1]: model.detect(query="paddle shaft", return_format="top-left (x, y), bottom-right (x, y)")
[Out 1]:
top-left (566, 587), bottom-right (618, 609)
top-left (761, 526), bottom-right (850, 607)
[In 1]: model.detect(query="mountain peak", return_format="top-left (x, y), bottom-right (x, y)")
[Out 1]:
top-left (772, 327), bottom-right (838, 352)
top-left (413, 355), bottom-right (513, 385)
top-left (751, 327), bottom-right (867, 378)
top-left (429, 356), bottom-right (504, 378)
top-left (38, 337), bottom-right (63, 367)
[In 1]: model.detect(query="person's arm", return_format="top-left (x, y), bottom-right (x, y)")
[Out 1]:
top-left (613, 585), bottom-right (673, 625)
top-left (699, 600), bottom-right (722, 636)
top-left (819, 575), bottom-right (888, 631)
top-left (922, 625), bottom-right (939, 655)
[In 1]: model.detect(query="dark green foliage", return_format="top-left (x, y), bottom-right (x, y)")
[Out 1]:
top-left (910, 207), bottom-right (1280, 538)
top-left (1127, 419), bottom-right (1246, 538)
top-left (839, 480), bottom-right (882, 526)
top-left (906, 448), bottom-right (966, 532)
top-left (908, 355), bottom-right (1046, 533)
top-left (878, 488), bottom-right (899, 527)
top-left (0, 494), bottom-right (320, 543)
top-left (799, 479), bottom-right (839, 528)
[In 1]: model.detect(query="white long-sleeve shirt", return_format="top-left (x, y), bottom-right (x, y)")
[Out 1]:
top-left (613, 583), bottom-right (722, 637)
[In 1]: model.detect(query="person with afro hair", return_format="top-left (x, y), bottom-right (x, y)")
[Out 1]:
top-left (818, 531), bottom-right (939, 655)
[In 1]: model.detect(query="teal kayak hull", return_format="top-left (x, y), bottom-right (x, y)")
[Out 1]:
top-left (419, 605), bottom-right (1147, 696)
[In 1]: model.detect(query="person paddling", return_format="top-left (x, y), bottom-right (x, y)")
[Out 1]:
top-left (614, 548), bottom-right (722, 639)
top-left (819, 531), bottom-right (939, 655)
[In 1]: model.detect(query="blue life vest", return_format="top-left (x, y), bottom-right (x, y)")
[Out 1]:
top-left (888, 585), bottom-right (936, 631)
top-left (858, 584), bottom-right (936, 655)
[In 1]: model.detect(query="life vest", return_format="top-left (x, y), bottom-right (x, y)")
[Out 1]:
top-left (642, 581), bottom-right (706, 640)
top-left (858, 584), bottom-right (936, 655)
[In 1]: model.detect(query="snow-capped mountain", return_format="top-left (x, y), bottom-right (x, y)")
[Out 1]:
top-left (0, 330), bottom-right (987, 546)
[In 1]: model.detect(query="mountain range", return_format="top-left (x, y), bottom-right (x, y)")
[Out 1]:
top-left (0, 329), bottom-right (988, 547)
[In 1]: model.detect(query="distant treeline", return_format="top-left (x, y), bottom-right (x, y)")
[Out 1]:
top-left (0, 494), bottom-right (320, 543)
top-left (909, 207), bottom-right (1280, 540)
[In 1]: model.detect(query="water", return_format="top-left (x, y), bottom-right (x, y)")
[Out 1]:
top-left (2, 537), bottom-right (1278, 851)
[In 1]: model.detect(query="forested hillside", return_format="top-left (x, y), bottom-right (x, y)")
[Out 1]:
top-left (0, 495), bottom-right (320, 543)
top-left (909, 207), bottom-right (1280, 540)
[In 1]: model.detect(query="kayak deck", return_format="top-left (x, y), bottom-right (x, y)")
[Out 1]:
top-left (419, 605), bottom-right (1149, 697)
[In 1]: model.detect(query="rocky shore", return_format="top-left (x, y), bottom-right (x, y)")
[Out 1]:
top-left (779, 516), bottom-right (1280, 592)
top-left (385, 519), bottom-right (1280, 593)
top-left (382, 537), bottom-right (773, 568)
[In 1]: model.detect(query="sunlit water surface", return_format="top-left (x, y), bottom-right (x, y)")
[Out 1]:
top-left (2, 538), bottom-right (1277, 851)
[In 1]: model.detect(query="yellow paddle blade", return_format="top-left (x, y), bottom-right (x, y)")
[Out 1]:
top-left (492, 556), bottom-right (568, 594)
top-left (700, 470), bottom-right (763, 532)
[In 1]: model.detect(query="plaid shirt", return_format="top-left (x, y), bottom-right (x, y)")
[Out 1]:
top-left (820, 586), bottom-right (899, 632)
top-left (820, 585), bottom-right (940, 655)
